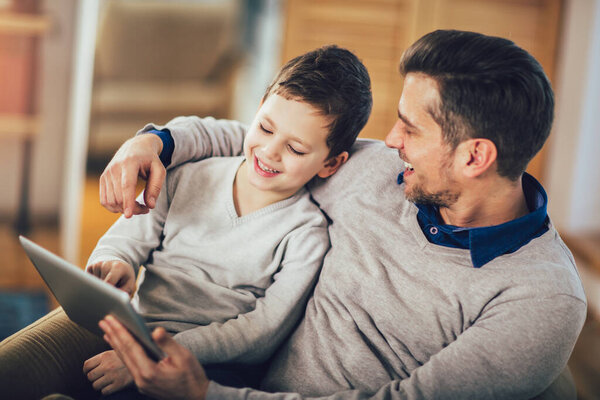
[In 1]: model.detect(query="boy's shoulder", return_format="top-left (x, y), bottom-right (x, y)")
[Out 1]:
top-left (167, 156), bottom-right (244, 189)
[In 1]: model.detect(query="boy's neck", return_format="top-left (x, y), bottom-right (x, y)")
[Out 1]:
top-left (233, 161), bottom-right (297, 217)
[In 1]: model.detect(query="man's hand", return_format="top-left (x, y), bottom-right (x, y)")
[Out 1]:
top-left (100, 134), bottom-right (166, 218)
top-left (83, 350), bottom-right (134, 395)
top-left (99, 315), bottom-right (210, 400)
top-left (86, 260), bottom-right (136, 295)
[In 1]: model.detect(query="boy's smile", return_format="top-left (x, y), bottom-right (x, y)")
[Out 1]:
top-left (239, 94), bottom-right (340, 202)
top-left (254, 155), bottom-right (280, 177)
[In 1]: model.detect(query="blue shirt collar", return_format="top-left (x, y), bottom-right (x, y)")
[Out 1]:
top-left (397, 172), bottom-right (549, 268)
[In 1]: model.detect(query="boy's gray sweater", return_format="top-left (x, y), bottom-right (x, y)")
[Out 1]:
top-left (88, 156), bottom-right (329, 364)
top-left (144, 117), bottom-right (587, 399)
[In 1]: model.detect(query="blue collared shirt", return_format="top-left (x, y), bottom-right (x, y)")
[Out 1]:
top-left (397, 172), bottom-right (549, 268)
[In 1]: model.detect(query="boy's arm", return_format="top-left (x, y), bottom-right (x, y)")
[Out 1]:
top-left (100, 116), bottom-right (247, 217)
top-left (173, 224), bottom-right (329, 364)
top-left (88, 184), bottom-right (169, 274)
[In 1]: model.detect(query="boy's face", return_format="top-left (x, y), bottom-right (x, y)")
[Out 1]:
top-left (243, 94), bottom-right (337, 198)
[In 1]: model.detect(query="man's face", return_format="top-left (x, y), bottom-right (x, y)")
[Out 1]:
top-left (385, 73), bottom-right (460, 207)
top-left (243, 94), bottom-right (334, 198)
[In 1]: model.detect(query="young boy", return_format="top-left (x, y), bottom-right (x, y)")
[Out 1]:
top-left (0, 45), bottom-right (372, 399)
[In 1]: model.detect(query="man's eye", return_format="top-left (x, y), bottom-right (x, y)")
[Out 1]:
top-left (288, 145), bottom-right (305, 156)
top-left (260, 124), bottom-right (273, 134)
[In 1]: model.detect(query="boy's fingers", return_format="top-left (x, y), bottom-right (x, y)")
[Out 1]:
top-left (82, 354), bottom-right (101, 374)
top-left (103, 271), bottom-right (120, 287)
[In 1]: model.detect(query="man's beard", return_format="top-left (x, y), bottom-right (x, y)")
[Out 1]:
top-left (405, 184), bottom-right (459, 208)
top-left (403, 152), bottom-right (459, 208)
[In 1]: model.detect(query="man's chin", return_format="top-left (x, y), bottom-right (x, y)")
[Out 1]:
top-left (405, 187), bottom-right (458, 208)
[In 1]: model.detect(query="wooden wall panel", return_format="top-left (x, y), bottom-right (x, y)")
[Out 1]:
top-left (281, 0), bottom-right (562, 182)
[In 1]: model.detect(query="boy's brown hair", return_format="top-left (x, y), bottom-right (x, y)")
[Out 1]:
top-left (263, 45), bottom-right (372, 159)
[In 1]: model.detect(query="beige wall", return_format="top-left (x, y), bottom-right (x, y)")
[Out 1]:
top-left (547, 0), bottom-right (600, 233)
top-left (0, 0), bottom-right (76, 220)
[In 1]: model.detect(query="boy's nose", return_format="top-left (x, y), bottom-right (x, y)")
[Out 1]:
top-left (385, 121), bottom-right (404, 149)
top-left (262, 142), bottom-right (282, 162)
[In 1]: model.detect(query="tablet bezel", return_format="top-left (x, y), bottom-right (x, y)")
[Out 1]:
top-left (19, 235), bottom-right (165, 361)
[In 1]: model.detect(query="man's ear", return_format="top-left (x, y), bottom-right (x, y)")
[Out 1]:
top-left (317, 151), bottom-right (349, 178)
top-left (461, 138), bottom-right (497, 178)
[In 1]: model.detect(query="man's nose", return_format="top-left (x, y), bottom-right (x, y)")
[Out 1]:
top-left (385, 122), bottom-right (404, 149)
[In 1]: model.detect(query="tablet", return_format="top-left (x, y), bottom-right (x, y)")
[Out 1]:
top-left (19, 235), bottom-right (165, 361)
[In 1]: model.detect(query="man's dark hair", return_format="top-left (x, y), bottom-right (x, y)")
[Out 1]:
top-left (399, 30), bottom-right (554, 180)
top-left (263, 45), bottom-right (372, 159)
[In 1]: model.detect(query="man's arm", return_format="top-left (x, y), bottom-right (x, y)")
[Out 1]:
top-left (101, 116), bottom-right (247, 217)
top-left (103, 292), bottom-right (585, 400)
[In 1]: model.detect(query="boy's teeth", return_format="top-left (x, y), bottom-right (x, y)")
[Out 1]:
top-left (405, 162), bottom-right (414, 170)
top-left (258, 158), bottom-right (279, 173)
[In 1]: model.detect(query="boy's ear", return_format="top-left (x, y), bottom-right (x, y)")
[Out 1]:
top-left (317, 151), bottom-right (349, 178)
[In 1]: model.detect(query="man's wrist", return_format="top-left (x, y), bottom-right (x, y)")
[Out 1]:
top-left (147, 129), bottom-right (174, 167)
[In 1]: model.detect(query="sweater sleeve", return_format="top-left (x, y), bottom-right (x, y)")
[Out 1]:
top-left (205, 293), bottom-right (586, 400)
top-left (137, 116), bottom-right (247, 168)
top-left (173, 223), bottom-right (330, 365)
top-left (86, 181), bottom-right (170, 274)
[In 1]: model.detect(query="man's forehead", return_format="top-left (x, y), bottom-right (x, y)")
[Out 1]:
top-left (398, 74), bottom-right (441, 125)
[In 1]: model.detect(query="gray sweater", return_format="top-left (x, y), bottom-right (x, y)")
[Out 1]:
top-left (88, 156), bottom-right (329, 364)
top-left (143, 117), bottom-right (587, 399)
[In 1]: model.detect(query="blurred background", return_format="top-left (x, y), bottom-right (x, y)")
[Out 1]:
top-left (0, 0), bottom-right (599, 398)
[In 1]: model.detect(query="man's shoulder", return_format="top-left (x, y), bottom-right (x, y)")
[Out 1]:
top-left (350, 138), bottom-right (395, 157)
top-left (490, 225), bottom-right (586, 303)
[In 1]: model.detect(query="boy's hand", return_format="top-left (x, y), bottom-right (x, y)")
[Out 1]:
top-left (83, 350), bottom-right (134, 395)
top-left (100, 315), bottom-right (210, 400)
top-left (86, 260), bottom-right (136, 295)
top-left (100, 134), bottom-right (166, 218)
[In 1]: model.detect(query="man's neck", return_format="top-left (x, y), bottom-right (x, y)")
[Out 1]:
top-left (438, 175), bottom-right (529, 228)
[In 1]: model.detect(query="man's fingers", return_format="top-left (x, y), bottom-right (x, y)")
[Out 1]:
top-left (99, 175), bottom-right (109, 211)
top-left (143, 160), bottom-right (166, 209)
top-left (108, 167), bottom-right (124, 211)
top-left (121, 164), bottom-right (141, 218)
top-left (105, 175), bottom-right (119, 214)
top-left (100, 316), bottom-right (154, 377)
top-left (132, 202), bottom-right (150, 215)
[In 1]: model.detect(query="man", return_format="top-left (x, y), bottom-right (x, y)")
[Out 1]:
top-left (98, 30), bottom-right (586, 399)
